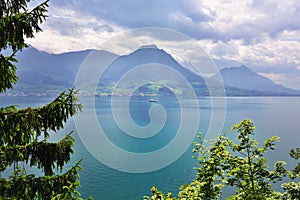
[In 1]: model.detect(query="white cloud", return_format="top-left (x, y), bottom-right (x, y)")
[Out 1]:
top-left (26, 7), bottom-right (125, 54)
top-left (196, 35), bottom-right (300, 69)
top-left (241, 38), bottom-right (300, 67)
top-left (277, 30), bottom-right (300, 42)
top-left (199, 0), bottom-right (263, 35)
top-left (196, 0), bottom-right (300, 41)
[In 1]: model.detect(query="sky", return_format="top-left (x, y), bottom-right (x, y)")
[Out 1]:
top-left (26, 0), bottom-right (300, 90)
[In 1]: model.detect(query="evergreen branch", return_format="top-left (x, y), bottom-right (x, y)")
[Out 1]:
top-left (0, 162), bottom-right (82, 200)
top-left (0, 88), bottom-right (82, 146)
top-left (0, 0), bottom-right (88, 199)
top-left (0, 133), bottom-right (75, 175)
top-left (0, 0), bottom-right (49, 51)
top-left (0, 52), bottom-right (19, 92)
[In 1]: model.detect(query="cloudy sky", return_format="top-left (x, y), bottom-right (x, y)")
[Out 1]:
top-left (26, 0), bottom-right (300, 90)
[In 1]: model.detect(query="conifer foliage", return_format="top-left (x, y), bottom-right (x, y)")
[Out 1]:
top-left (0, 0), bottom-right (85, 199)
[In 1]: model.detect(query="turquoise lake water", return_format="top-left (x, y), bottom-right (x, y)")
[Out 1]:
top-left (1, 96), bottom-right (300, 199)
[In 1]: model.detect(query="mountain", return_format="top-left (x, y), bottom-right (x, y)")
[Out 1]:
top-left (98, 44), bottom-right (209, 96)
top-left (101, 45), bottom-right (205, 83)
top-left (3, 46), bottom-right (300, 96)
top-left (5, 45), bottom-right (209, 96)
top-left (212, 65), bottom-right (300, 95)
top-left (15, 47), bottom-right (91, 87)
top-left (5, 47), bottom-right (118, 95)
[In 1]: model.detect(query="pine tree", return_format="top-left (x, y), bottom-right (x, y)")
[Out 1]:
top-left (0, 0), bottom-right (85, 199)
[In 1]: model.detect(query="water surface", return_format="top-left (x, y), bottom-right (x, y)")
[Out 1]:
top-left (1, 96), bottom-right (299, 199)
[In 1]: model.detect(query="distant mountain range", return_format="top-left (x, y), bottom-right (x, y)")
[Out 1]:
top-left (3, 45), bottom-right (300, 96)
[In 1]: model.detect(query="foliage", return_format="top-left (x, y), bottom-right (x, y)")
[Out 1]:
top-left (0, 0), bottom-right (91, 199)
top-left (281, 148), bottom-right (300, 199)
top-left (143, 186), bottom-right (173, 200)
top-left (0, 0), bottom-right (49, 93)
top-left (0, 162), bottom-right (81, 199)
top-left (144, 119), bottom-right (299, 200)
top-left (227, 120), bottom-right (286, 199)
top-left (184, 133), bottom-right (231, 199)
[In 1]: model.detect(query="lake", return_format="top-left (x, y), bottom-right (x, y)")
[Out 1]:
top-left (0, 96), bottom-right (299, 199)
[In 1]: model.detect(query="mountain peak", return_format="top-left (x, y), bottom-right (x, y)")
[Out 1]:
top-left (224, 65), bottom-right (253, 74)
top-left (239, 65), bottom-right (250, 70)
top-left (238, 65), bottom-right (253, 72)
top-left (139, 44), bottom-right (159, 49)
